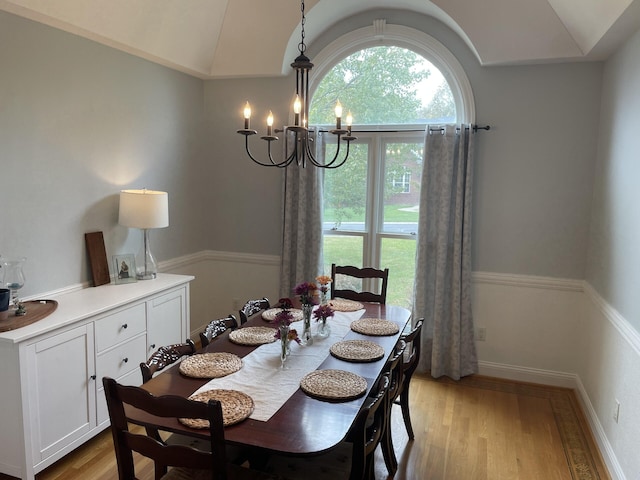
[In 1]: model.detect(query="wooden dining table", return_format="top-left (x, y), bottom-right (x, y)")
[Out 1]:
top-left (129, 302), bottom-right (411, 457)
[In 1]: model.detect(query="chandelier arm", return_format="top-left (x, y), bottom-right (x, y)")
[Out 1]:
top-left (243, 135), bottom-right (291, 168)
top-left (309, 133), bottom-right (344, 168)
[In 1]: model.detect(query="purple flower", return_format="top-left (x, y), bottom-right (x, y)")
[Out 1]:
top-left (313, 304), bottom-right (335, 322)
top-left (273, 309), bottom-right (293, 328)
top-left (294, 282), bottom-right (318, 305)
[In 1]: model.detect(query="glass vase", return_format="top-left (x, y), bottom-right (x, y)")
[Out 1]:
top-left (279, 325), bottom-right (290, 368)
top-left (317, 318), bottom-right (331, 338)
top-left (301, 303), bottom-right (314, 346)
top-left (1, 257), bottom-right (26, 315)
top-left (320, 289), bottom-right (329, 306)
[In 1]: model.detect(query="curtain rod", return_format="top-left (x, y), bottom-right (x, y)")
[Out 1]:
top-left (318, 125), bottom-right (491, 134)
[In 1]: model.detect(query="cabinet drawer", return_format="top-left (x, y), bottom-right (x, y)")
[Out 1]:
top-left (96, 334), bottom-right (147, 382)
top-left (96, 368), bottom-right (141, 427)
top-left (95, 303), bottom-right (146, 352)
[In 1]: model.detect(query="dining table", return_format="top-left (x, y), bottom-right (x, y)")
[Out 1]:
top-left (128, 301), bottom-right (411, 457)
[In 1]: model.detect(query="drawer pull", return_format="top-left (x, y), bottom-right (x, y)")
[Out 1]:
top-left (90, 375), bottom-right (96, 380)
top-left (122, 357), bottom-right (129, 364)
top-left (121, 323), bottom-right (128, 330)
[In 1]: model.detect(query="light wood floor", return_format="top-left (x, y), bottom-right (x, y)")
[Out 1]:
top-left (2, 374), bottom-right (610, 480)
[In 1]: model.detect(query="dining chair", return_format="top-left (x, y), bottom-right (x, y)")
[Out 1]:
top-left (394, 318), bottom-right (424, 440)
top-left (200, 314), bottom-right (238, 348)
top-left (330, 264), bottom-right (389, 304)
top-left (102, 377), bottom-right (277, 480)
top-left (238, 297), bottom-right (270, 324)
top-left (259, 374), bottom-right (390, 480)
top-left (381, 340), bottom-right (406, 476)
top-left (140, 339), bottom-right (197, 383)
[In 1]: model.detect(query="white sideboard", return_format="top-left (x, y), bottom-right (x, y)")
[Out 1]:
top-left (0, 273), bottom-right (194, 480)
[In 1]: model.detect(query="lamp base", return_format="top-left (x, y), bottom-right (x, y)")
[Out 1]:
top-left (136, 271), bottom-right (157, 281)
top-left (136, 228), bottom-right (158, 280)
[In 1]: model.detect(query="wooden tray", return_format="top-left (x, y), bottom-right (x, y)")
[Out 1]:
top-left (0, 300), bottom-right (58, 332)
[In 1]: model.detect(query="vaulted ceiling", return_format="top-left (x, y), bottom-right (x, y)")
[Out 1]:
top-left (2, 0), bottom-right (639, 79)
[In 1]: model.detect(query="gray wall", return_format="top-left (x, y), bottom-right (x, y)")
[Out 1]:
top-left (0, 11), bottom-right (205, 296)
top-left (587, 28), bottom-right (640, 332)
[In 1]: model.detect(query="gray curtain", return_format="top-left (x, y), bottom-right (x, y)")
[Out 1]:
top-left (279, 129), bottom-right (324, 298)
top-left (413, 124), bottom-right (478, 380)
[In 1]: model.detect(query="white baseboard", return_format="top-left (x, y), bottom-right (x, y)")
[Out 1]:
top-left (477, 360), bottom-right (578, 388)
top-left (573, 376), bottom-right (626, 480)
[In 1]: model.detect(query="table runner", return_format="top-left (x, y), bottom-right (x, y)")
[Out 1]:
top-left (192, 308), bottom-right (365, 421)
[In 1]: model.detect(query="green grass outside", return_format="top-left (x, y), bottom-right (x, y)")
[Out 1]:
top-left (323, 236), bottom-right (416, 309)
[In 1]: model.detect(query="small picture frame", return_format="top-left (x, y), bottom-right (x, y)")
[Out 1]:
top-left (113, 254), bottom-right (137, 284)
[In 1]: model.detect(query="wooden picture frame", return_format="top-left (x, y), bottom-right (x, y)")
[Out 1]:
top-left (85, 231), bottom-right (110, 287)
top-left (113, 254), bottom-right (137, 284)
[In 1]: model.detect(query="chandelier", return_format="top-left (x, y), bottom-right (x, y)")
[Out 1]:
top-left (237, 0), bottom-right (356, 168)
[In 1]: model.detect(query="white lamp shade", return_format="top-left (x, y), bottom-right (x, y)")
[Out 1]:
top-left (119, 189), bottom-right (169, 229)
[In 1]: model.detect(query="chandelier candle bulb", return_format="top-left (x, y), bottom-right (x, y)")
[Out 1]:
top-left (267, 111), bottom-right (274, 136)
top-left (293, 95), bottom-right (301, 126)
top-left (243, 102), bottom-right (251, 129)
top-left (346, 111), bottom-right (353, 134)
top-left (335, 101), bottom-right (343, 129)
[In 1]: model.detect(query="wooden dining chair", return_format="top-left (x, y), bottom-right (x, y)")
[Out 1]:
top-left (381, 340), bottom-right (406, 476)
top-left (140, 340), bottom-right (197, 383)
top-left (200, 314), bottom-right (238, 348)
top-left (259, 374), bottom-right (390, 480)
top-left (394, 318), bottom-right (424, 440)
top-left (238, 297), bottom-right (270, 324)
top-left (330, 264), bottom-right (389, 304)
top-left (102, 377), bottom-right (277, 480)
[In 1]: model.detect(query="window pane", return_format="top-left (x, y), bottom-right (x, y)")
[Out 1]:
top-left (322, 235), bottom-right (363, 278)
top-left (382, 142), bottom-right (422, 234)
top-left (380, 238), bottom-right (416, 309)
top-left (309, 46), bottom-right (456, 125)
top-left (322, 142), bottom-right (368, 232)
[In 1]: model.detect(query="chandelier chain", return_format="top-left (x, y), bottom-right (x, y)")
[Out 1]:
top-left (298, 0), bottom-right (306, 54)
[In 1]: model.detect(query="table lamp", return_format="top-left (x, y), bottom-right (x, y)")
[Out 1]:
top-left (118, 189), bottom-right (169, 280)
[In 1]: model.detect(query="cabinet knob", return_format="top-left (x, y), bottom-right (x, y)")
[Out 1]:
top-left (150, 343), bottom-right (156, 349)
top-left (122, 323), bottom-right (128, 329)
top-left (90, 375), bottom-right (96, 380)
top-left (122, 357), bottom-right (129, 364)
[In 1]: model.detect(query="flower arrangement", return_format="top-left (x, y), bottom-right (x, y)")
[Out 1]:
top-left (313, 303), bottom-right (334, 338)
top-left (294, 282), bottom-right (318, 306)
top-left (316, 275), bottom-right (332, 304)
top-left (272, 301), bottom-right (300, 367)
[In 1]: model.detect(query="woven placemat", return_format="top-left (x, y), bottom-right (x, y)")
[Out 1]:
top-left (228, 326), bottom-right (277, 346)
top-left (178, 353), bottom-right (242, 379)
top-left (300, 369), bottom-right (368, 401)
top-left (328, 298), bottom-right (364, 312)
top-left (262, 308), bottom-right (304, 322)
top-left (330, 340), bottom-right (386, 363)
top-left (350, 318), bottom-right (399, 336)
top-left (179, 389), bottom-right (254, 428)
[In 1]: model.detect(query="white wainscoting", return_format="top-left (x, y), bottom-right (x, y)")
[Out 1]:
top-left (160, 253), bottom-right (638, 480)
top-left (471, 271), bottom-right (638, 480)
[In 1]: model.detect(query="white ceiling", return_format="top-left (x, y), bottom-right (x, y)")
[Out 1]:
top-left (2, 0), bottom-right (639, 79)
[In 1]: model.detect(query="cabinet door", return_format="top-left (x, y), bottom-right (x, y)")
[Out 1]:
top-left (25, 323), bottom-right (96, 463)
top-left (146, 287), bottom-right (186, 354)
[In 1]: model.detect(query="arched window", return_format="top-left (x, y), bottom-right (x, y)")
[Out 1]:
top-left (310, 21), bottom-right (474, 307)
